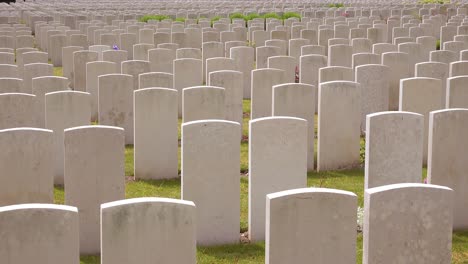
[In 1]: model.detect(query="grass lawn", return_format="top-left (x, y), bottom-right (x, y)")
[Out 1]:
top-left (50, 87), bottom-right (468, 263)
top-left (54, 66), bottom-right (63, 77)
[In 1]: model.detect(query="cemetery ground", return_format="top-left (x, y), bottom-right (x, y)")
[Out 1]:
top-left (49, 66), bottom-right (468, 263)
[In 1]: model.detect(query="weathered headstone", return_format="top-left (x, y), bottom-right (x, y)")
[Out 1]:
top-left (182, 86), bottom-right (225, 123)
top-left (102, 50), bottom-right (128, 73)
top-left (134, 88), bottom-right (178, 180)
top-left (365, 112), bottom-right (424, 189)
top-left (364, 183), bottom-right (453, 264)
top-left (251, 68), bottom-right (285, 119)
top-left (208, 70), bottom-right (243, 135)
top-left (319, 66), bottom-right (354, 83)
top-left (415, 62), bottom-right (449, 106)
top-left (256, 46), bottom-right (281, 69)
top-left (101, 198), bottom-right (196, 264)
top-left (428, 109), bottom-right (468, 229)
top-left (318, 81), bottom-right (361, 171)
top-left (62, 46), bottom-right (83, 88)
top-left (266, 188), bottom-right (357, 264)
top-left (174, 58), bottom-right (203, 117)
top-left (205, 57), bottom-right (236, 82)
top-left (98, 74), bottom-right (134, 145)
top-left (73, 51), bottom-right (98, 92)
top-left (0, 64), bottom-right (19, 79)
top-left (382, 52), bottom-right (410, 110)
top-left (148, 48), bottom-right (176, 73)
top-left (0, 204), bottom-right (79, 264)
top-left (121, 60), bottom-right (151, 91)
top-left (0, 93), bottom-right (38, 129)
top-left (268, 56), bottom-right (297, 83)
top-left (230, 46), bottom-right (254, 99)
top-left (86, 61), bottom-right (118, 120)
top-left (399, 77), bottom-right (443, 163)
top-left (249, 117), bottom-right (307, 241)
top-left (0, 127), bottom-right (53, 206)
top-left (64, 125), bottom-right (125, 254)
top-left (32, 76), bottom-right (69, 127)
top-left (0, 78), bottom-right (24, 93)
top-left (300, 54), bottom-right (327, 112)
top-left (138, 72), bottom-right (173, 89)
top-left (328, 44), bottom-right (352, 67)
top-left (272, 83), bottom-right (315, 171)
top-left (182, 120), bottom-right (240, 245)
top-left (45, 91), bottom-right (91, 185)
top-left (355, 64), bottom-right (390, 132)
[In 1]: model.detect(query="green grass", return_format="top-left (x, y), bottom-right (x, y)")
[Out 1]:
top-left (58, 163), bottom-right (467, 264)
top-left (308, 169), bottom-right (365, 206)
top-left (53, 67), bottom-right (62, 77)
top-left (126, 178), bottom-right (180, 199)
top-left (197, 242), bottom-right (265, 263)
top-left (54, 185), bottom-right (64, 204)
top-left (453, 231), bottom-right (468, 263)
top-left (80, 256), bottom-right (99, 264)
top-left (78, 230), bottom-right (468, 263)
top-left (242, 99), bottom-right (250, 138)
top-left (240, 142), bottom-right (248, 173)
top-left (125, 146), bottom-right (134, 176)
top-left (48, 91), bottom-right (468, 263)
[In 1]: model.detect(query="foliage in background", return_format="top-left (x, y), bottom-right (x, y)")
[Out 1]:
top-left (210, 16), bottom-right (221, 23)
top-left (436, 39), bottom-right (441, 50)
top-left (140, 12), bottom-right (301, 24)
top-left (197, 16), bottom-right (207, 23)
top-left (229, 12), bottom-right (246, 22)
top-left (282, 12), bottom-right (302, 20)
top-left (210, 16), bottom-right (221, 26)
top-left (139, 15), bottom-right (171, 22)
top-left (228, 12), bottom-right (301, 23)
top-left (262, 12), bottom-right (282, 20)
top-left (328, 3), bottom-right (345, 7)
top-left (418, 0), bottom-right (449, 4)
top-left (245, 13), bottom-right (261, 21)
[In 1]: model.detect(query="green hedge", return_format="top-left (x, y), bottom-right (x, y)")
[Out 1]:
top-left (282, 12), bottom-right (302, 20)
top-left (328, 3), bottom-right (345, 8)
top-left (139, 12), bottom-right (302, 24)
top-left (139, 15), bottom-right (171, 22)
top-left (227, 12), bottom-right (301, 22)
top-left (419, 0), bottom-right (449, 4)
top-left (263, 12), bottom-right (282, 20)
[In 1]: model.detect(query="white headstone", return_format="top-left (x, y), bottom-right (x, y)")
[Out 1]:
top-left (182, 120), bottom-right (240, 245)
top-left (249, 117), bottom-right (307, 241)
top-left (64, 125), bottom-right (125, 254)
